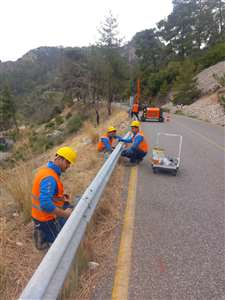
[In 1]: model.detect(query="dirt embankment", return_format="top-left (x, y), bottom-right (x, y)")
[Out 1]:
top-left (0, 109), bottom-right (129, 300)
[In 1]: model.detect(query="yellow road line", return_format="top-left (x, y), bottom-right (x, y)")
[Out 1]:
top-left (112, 166), bottom-right (138, 300)
top-left (174, 120), bottom-right (225, 153)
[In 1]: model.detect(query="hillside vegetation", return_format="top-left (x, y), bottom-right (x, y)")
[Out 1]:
top-left (0, 108), bottom-right (129, 299)
top-left (0, 1), bottom-right (224, 131)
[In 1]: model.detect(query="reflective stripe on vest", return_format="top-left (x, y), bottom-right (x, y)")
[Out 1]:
top-left (32, 194), bottom-right (65, 202)
top-left (31, 167), bottom-right (64, 222)
top-left (31, 194), bottom-right (65, 212)
top-left (132, 131), bottom-right (148, 153)
top-left (97, 134), bottom-right (113, 151)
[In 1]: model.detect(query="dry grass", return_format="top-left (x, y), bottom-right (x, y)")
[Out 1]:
top-left (0, 216), bottom-right (44, 300)
top-left (82, 121), bottom-right (100, 144)
top-left (0, 109), bottom-right (129, 299)
top-left (71, 165), bottom-right (125, 300)
top-left (0, 218), bottom-right (7, 293)
top-left (0, 161), bottom-right (37, 222)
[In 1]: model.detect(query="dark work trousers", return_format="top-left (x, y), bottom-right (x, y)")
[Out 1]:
top-left (131, 111), bottom-right (139, 120)
top-left (121, 149), bottom-right (147, 163)
top-left (33, 202), bottom-right (74, 246)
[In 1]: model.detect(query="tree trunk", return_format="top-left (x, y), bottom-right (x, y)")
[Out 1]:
top-left (12, 113), bottom-right (19, 133)
top-left (107, 100), bottom-right (111, 116)
top-left (107, 79), bottom-right (113, 115)
top-left (94, 101), bottom-right (100, 125)
top-left (95, 108), bottom-right (100, 125)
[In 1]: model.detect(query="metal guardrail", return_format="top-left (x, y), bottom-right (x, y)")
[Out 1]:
top-left (19, 134), bottom-right (129, 300)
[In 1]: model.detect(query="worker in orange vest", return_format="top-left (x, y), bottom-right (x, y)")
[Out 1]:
top-left (97, 126), bottom-right (118, 153)
top-left (32, 146), bottom-right (77, 250)
top-left (131, 103), bottom-right (139, 120)
top-left (118, 120), bottom-right (148, 164)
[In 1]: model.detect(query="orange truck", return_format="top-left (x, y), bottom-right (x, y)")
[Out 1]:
top-left (141, 107), bottom-right (164, 122)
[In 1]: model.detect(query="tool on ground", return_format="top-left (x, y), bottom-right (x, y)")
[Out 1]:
top-left (151, 133), bottom-right (183, 176)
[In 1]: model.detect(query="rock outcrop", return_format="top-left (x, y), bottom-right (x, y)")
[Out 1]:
top-left (196, 61), bottom-right (225, 95)
top-left (163, 89), bottom-right (225, 126)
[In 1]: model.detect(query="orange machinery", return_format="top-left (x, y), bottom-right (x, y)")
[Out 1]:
top-left (141, 107), bottom-right (164, 122)
top-left (133, 79), bottom-right (164, 122)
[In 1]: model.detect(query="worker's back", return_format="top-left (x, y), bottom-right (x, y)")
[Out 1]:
top-left (132, 103), bottom-right (139, 113)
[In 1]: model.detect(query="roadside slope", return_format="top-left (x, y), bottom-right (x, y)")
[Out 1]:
top-left (0, 110), bottom-right (129, 300)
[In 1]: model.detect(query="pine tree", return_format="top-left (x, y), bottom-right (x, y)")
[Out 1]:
top-left (159, 81), bottom-right (169, 98)
top-left (97, 11), bottom-right (127, 115)
top-left (0, 85), bottom-right (18, 131)
top-left (173, 60), bottom-right (200, 104)
top-left (134, 29), bottom-right (163, 72)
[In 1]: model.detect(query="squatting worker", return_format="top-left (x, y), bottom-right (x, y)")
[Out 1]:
top-left (119, 121), bottom-right (148, 164)
top-left (97, 126), bottom-right (118, 153)
top-left (31, 146), bottom-right (77, 250)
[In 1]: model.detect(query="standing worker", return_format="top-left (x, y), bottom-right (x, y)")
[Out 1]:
top-left (131, 103), bottom-right (139, 120)
top-left (97, 126), bottom-right (118, 154)
top-left (32, 146), bottom-right (77, 250)
top-left (119, 121), bottom-right (148, 164)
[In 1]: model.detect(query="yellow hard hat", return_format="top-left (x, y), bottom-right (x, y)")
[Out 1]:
top-left (131, 120), bottom-right (140, 127)
top-left (107, 126), bottom-right (117, 133)
top-left (56, 146), bottom-right (77, 164)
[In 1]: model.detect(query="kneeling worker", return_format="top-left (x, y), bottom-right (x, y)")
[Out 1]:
top-left (32, 146), bottom-right (77, 250)
top-left (97, 126), bottom-right (118, 153)
top-left (119, 121), bottom-right (148, 164)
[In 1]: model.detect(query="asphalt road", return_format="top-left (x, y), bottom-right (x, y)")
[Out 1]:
top-left (129, 115), bottom-right (225, 300)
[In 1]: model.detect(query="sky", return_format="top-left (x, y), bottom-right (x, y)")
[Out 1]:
top-left (0, 0), bottom-right (172, 62)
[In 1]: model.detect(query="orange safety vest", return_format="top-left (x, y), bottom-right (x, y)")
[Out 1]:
top-left (132, 103), bottom-right (139, 113)
top-left (132, 131), bottom-right (148, 153)
top-left (97, 134), bottom-right (113, 152)
top-left (31, 167), bottom-right (65, 222)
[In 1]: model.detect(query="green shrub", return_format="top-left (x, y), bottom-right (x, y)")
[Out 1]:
top-left (29, 132), bottom-right (53, 153)
top-left (62, 95), bottom-right (73, 107)
top-left (0, 144), bottom-right (6, 152)
top-left (45, 121), bottom-right (55, 129)
top-left (159, 81), bottom-right (169, 97)
top-left (219, 95), bottom-right (225, 111)
top-left (8, 129), bottom-right (19, 141)
top-left (173, 60), bottom-right (200, 105)
top-left (66, 115), bottom-right (83, 134)
top-left (55, 115), bottom-right (64, 125)
top-left (198, 43), bottom-right (225, 69)
top-left (213, 73), bottom-right (225, 87)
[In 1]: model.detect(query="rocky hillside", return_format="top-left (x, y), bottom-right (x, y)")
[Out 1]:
top-left (181, 89), bottom-right (224, 126)
top-left (164, 61), bottom-right (225, 126)
top-left (0, 46), bottom-right (91, 125)
top-left (196, 61), bottom-right (225, 95)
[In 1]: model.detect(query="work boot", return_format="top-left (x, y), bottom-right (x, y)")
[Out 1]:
top-left (33, 225), bottom-right (49, 251)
